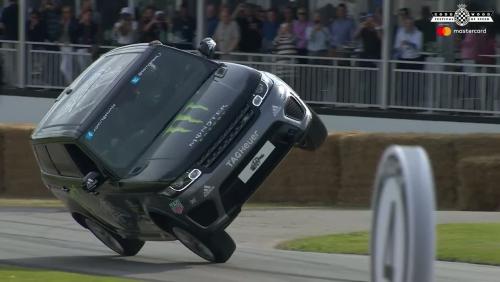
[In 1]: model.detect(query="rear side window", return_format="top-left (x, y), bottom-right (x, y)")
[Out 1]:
top-left (34, 143), bottom-right (99, 178)
top-left (33, 145), bottom-right (58, 175)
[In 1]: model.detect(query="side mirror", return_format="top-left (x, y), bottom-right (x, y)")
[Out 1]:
top-left (83, 171), bottom-right (101, 192)
top-left (198, 38), bottom-right (217, 59)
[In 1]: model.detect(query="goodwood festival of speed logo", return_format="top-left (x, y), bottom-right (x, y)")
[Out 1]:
top-left (431, 4), bottom-right (494, 36)
top-left (431, 4), bottom-right (494, 27)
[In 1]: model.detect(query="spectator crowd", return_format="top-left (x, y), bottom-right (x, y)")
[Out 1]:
top-left (0, 0), bottom-right (498, 68)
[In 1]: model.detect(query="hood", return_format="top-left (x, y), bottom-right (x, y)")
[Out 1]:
top-left (129, 63), bottom-right (261, 182)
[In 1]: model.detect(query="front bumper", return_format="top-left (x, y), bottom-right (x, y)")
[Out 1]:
top-left (148, 75), bottom-right (312, 233)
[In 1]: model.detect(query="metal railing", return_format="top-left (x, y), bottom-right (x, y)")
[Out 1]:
top-left (1, 40), bottom-right (500, 116)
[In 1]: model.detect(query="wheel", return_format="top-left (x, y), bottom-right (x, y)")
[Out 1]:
top-left (172, 227), bottom-right (236, 263)
top-left (297, 111), bottom-right (327, 151)
top-left (85, 218), bottom-right (144, 256)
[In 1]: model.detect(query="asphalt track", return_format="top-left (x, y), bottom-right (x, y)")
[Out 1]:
top-left (1, 207), bottom-right (500, 282)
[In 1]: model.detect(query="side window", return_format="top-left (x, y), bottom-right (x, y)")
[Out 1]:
top-left (33, 145), bottom-right (59, 175)
top-left (64, 144), bottom-right (99, 176)
top-left (46, 144), bottom-right (83, 178)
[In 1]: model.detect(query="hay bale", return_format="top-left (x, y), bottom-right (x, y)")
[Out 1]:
top-left (457, 156), bottom-right (500, 211)
top-left (452, 134), bottom-right (500, 160)
top-left (337, 133), bottom-right (457, 208)
top-left (251, 134), bottom-right (342, 204)
top-left (0, 124), bottom-right (52, 198)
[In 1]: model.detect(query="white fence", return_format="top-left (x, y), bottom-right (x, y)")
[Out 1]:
top-left (1, 41), bottom-right (500, 116)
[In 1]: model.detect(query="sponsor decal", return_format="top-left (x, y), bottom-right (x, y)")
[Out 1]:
top-left (130, 75), bottom-right (141, 85)
top-left (130, 52), bottom-right (162, 84)
top-left (250, 154), bottom-right (266, 171)
top-left (188, 104), bottom-right (229, 147)
top-left (226, 130), bottom-right (260, 168)
top-left (169, 199), bottom-right (184, 214)
top-left (86, 103), bottom-right (116, 140)
top-left (85, 131), bottom-right (95, 140)
top-left (203, 185), bottom-right (215, 197)
top-left (186, 102), bottom-right (209, 111)
top-left (431, 4), bottom-right (493, 35)
top-left (189, 197), bottom-right (197, 205)
top-left (238, 141), bottom-right (275, 183)
top-left (164, 126), bottom-right (191, 135)
top-left (436, 25), bottom-right (452, 37)
top-left (272, 105), bottom-right (281, 117)
top-left (174, 115), bottom-right (203, 124)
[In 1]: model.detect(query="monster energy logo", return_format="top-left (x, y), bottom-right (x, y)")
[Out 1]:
top-left (163, 103), bottom-right (209, 136)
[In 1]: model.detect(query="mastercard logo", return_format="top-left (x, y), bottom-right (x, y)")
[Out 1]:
top-left (437, 26), bottom-right (452, 37)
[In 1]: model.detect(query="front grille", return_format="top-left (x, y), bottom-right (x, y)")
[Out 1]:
top-left (197, 104), bottom-right (256, 169)
top-left (284, 97), bottom-right (305, 121)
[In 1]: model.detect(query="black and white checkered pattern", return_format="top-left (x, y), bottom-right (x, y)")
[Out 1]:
top-left (454, 7), bottom-right (470, 26)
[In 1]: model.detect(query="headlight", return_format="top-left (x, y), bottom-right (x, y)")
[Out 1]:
top-left (160, 169), bottom-right (201, 197)
top-left (252, 74), bottom-right (273, 107)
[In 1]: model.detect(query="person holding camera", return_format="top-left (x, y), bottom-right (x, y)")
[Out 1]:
top-left (113, 7), bottom-right (138, 46)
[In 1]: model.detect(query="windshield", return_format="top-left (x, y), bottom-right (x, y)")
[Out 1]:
top-left (38, 53), bottom-right (139, 129)
top-left (81, 47), bottom-right (218, 177)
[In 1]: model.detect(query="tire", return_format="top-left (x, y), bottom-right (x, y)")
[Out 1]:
top-left (172, 227), bottom-right (236, 263)
top-left (298, 111), bottom-right (327, 151)
top-left (85, 218), bottom-right (144, 256)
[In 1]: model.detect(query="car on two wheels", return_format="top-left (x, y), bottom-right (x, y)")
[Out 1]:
top-left (31, 39), bottom-right (327, 263)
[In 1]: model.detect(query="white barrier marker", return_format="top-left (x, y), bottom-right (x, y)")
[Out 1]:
top-left (371, 146), bottom-right (436, 282)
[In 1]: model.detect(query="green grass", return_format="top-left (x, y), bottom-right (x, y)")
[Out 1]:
top-left (277, 223), bottom-right (500, 266)
top-left (0, 199), bottom-right (64, 208)
top-left (0, 265), bottom-right (136, 282)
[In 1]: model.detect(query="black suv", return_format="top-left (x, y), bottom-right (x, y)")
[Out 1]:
top-left (31, 40), bottom-right (327, 263)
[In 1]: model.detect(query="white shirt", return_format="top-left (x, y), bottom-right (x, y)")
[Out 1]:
top-left (113, 20), bottom-right (138, 45)
top-left (394, 27), bottom-right (423, 59)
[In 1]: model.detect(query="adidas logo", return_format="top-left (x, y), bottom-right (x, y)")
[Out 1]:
top-left (203, 185), bottom-right (215, 197)
top-left (272, 105), bottom-right (281, 117)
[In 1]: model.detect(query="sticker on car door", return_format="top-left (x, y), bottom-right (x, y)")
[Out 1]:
top-left (238, 141), bottom-right (275, 184)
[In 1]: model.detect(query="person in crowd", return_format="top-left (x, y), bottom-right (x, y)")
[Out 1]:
top-left (40, 0), bottom-right (61, 43)
top-left (59, 6), bottom-right (78, 44)
top-left (0, 0), bottom-right (18, 86)
top-left (139, 6), bottom-right (158, 42)
top-left (58, 6), bottom-right (78, 84)
top-left (2, 0), bottom-right (18, 40)
top-left (172, 4), bottom-right (196, 45)
top-left (293, 8), bottom-right (310, 61)
top-left (155, 11), bottom-right (169, 43)
top-left (214, 8), bottom-right (240, 60)
top-left (256, 7), bottom-right (266, 22)
top-left (273, 22), bottom-right (297, 81)
top-left (75, 9), bottom-right (99, 70)
top-left (283, 6), bottom-right (294, 24)
top-left (27, 11), bottom-right (46, 43)
top-left (112, 7), bottom-right (138, 46)
top-left (354, 13), bottom-right (381, 67)
top-left (273, 23), bottom-right (297, 61)
top-left (329, 4), bottom-right (356, 55)
top-left (306, 12), bottom-right (330, 59)
top-left (233, 3), bottom-right (262, 53)
top-left (415, 6), bottom-right (436, 50)
top-left (205, 3), bottom-right (218, 37)
top-left (81, 0), bottom-right (101, 26)
top-left (393, 7), bottom-right (410, 37)
top-left (261, 9), bottom-right (279, 53)
top-left (76, 9), bottom-right (99, 45)
top-left (394, 16), bottom-right (423, 69)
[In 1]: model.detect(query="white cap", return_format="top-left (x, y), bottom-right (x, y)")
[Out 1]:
top-left (120, 7), bottom-right (132, 15)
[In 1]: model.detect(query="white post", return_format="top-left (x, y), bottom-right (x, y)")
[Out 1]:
top-left (18, 0), bottom-right (26, 88)
top-left (75, 0), bottom-right (81, 16)
top-left (195, 0), bottom-right (205, 47)
top-left (379, 0), bottom-right (392, 108)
